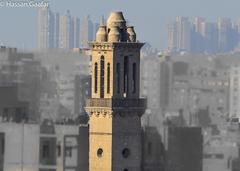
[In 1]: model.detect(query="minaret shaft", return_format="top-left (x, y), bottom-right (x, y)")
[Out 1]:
top-left (85, 11), bottom-right (146, 171)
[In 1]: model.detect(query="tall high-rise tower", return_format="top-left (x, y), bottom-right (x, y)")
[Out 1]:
top-left (85, 12), bottom-right (146, 171)
top-left (37, 7), bottom-right (50, 49)
top-left (80, 15), bottom-right (94, 48)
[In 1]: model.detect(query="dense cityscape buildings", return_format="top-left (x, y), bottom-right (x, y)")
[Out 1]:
top-left (4, 5), bottom-right (240, 171)
top-left (229, 65), bottom-right (240, 119)
top-left (167, 16), bottom-right (240, 53)
top-left (0, 47), bottom-right (42, 121)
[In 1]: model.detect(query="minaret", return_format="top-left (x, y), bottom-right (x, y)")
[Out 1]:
top-left (85, 11), bottom-right (146, 171)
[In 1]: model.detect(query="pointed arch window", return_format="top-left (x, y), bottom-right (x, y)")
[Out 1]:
top-left (100, 56), bottom-right (105, 98)
top-left (117, 63), bottom-right (120, 94)
top-left (94, 62), bottom-right (98, 93)
top-left (124, 56), bottom-right (129, 96)
top-left (132, 63), bottom-right (136, 93)
top-left (107, 63), bottom-right (110, 94)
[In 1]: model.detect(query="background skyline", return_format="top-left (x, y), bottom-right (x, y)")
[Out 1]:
top-left (1, 0), bottom-right (240, 50)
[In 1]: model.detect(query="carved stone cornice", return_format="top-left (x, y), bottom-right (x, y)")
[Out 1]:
top-left (85, 98), bottom-right (146, 118)
top-left (89, 42), bottom-right (144, 51)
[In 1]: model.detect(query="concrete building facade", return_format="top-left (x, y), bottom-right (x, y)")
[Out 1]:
top-left (166, 126), bottom-right (203, 171)
top-left (0, 85), bottom-right (29, 122)
top-left (0, 122), bottom-right (88, 171)
top-left (229, 65), bottom-right (240, 119)
top-left (0, 47), bottom-right (42, 121)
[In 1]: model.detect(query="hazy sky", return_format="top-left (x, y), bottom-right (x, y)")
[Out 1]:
top-left (0, 0), bottom-right (240, 50)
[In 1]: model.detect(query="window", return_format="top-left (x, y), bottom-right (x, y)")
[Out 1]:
top-left (100, 56), bottom-right (105, 98)
top-left (40, 138), bottom-right (56, 165)
top-left (97, 148), bottom-right (103, 157)
top-left (57, 144), bottom-right (61, 157)
top-left (132, 63), bottom-right (136, 93)
top-left (122, 148), bottom-right (130, 158)
top-left (94, 63), bottom-right (98, 93)
top-left (107, 63), bottom-right (110, 94)
top-left (148, 142), bottom-right (152, 155)
top-left (117, 63), bottom-right (121, 94)
top-left (0, 136), bottom-right (4, 155)
top-left (227, 157), bottom-right (232, 169)
top-left (3, 108), bottom-right (9, 121)
top-left (42, 142), bottom-right (50, 158)
top-left (215, 153), bottom-right (224, 159)
top-left (39, 169), bottom-right (56, 171)
top-left (65, 146), bottom-right (72, 157)
top-left (124, 56), bottom-right (129, 96)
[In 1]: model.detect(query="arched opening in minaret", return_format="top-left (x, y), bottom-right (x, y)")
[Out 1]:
top-left (100, 56), bottom-right (105, 98)
top-left (107, 63), bottom-right (110, 94)
top-left (132, 63), bottom-right (136, 94)
top-left (94, 62), bottom-right (98, 93)
top-left (124, 56), bottom-right (129, 97)
top-left (120, 28), bottom-right (124, 41)
top-left (97, 148), bottom-right (103, 157)
top-left (117, 63), bottom-right (121, 94)
top-left (122, 148), bottom-right (130, 158)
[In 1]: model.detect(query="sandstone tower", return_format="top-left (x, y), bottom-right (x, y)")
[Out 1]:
top-left (85, 11), bottom-right (146, 171)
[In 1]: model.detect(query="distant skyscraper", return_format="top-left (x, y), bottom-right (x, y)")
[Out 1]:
top-left (234, 19), bottom-right (240, 47)
top-left (217, 18), bottom-right (233, 52)
top-left (176, 16), bottom-right (191, 51)
top-left (167, 17), bottom-right (191, 52)
top-left (80, 15), bottom-right (93, 48)
top-left (191, 17), bottom-right (205, 52)
top-left (167, 22), bottom-right (177, 51)
top-left (167, 16), bottom-right (240, 53)
top-left (59, 10), bottom-right (72, 49)
top-left (48, 10), bottom-right (55, 48)
top-left (93, 22), bottom-right (100, 41)
top-left (54, 12), bottom-right (60, 48)
top-left (235, 18), bottom-right (240, 33)
top-left (201, 22), bottom-right (218, 53)
top-left (38, 7), bottom-right (59, 49)
top-left (37, 7), bottom-right (50, 49)
top-left (193, 17), bottom-right (205, 34)
top-left (38, 8), bottom-right (81, 49)
top-left (59, 14), bottom-right (68, 49)
top-left (73, 17), bottom-right (80, 48)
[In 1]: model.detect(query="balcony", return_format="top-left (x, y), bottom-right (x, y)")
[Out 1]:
top-left (85, 98), bottom-right (146, 109)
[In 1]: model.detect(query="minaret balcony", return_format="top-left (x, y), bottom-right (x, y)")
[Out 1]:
top-left (85, 98), bottom-right (146, 110)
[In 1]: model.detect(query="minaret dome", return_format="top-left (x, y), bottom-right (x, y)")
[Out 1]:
top-left (107, 11), bottom-right (126, 29)
top-left (96, 25), bottom-right (107, 42)
top-left (108, 26), bottom-right (120, 42)
top-left (127, 26), bottom-right (136, 42)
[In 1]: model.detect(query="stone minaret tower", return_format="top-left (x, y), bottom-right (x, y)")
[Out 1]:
top-left (85, 11), bottom-right (146, 171)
